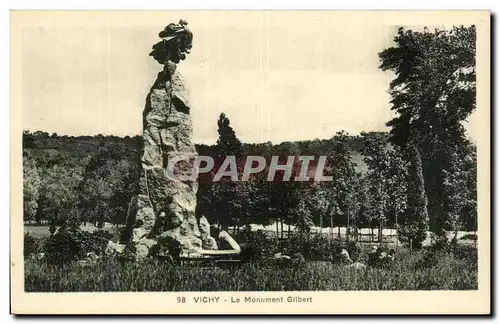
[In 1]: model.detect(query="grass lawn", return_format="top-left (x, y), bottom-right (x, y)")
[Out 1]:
top-left (24, 223), bottom-right (121, 240)
top-left (25, 248), bottom-right (477, 292)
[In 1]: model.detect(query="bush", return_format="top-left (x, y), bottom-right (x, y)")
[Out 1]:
top-left (43, 227), bottom-right (113, 264)
top-left (418, 244), bottom-right (463, 270)
top-left (459, 233), bottom-right (478, 241)
top-left (452, 244), bottom-right (478, 268)
top-left (149, 235), bottom-right (182, 263)
top-left (346, 241), bottom-right (361, 262)
top-left (416, 249), bottom-right (443, 270)
top-left (283, 233), bottom-right (342, 262)
top-left (367, 246), bottom-right (396, 268)
top-left (398, 224), bottom-right (428, 250)
top-left (24, 232), bottom-right (40, 257)
top-left (236, 230), bottom-right (277, 262)
top-left (235, 231), bottom-right (356, 264)
top-left (93, 229), bottom-right (113, 242)
top-left (118, 243), bottom-right (138, 262)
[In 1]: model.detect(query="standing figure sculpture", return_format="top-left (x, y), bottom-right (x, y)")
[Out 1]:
top-left (150, 19), bottom-right (193, 64)
top-left (121, 20), bottom-right (218, 260)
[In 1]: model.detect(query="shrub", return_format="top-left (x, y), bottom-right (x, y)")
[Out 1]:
top-left (416, 243), bottom-right (466, 270)
top-left (291, 252), bottom-right (305, 264)
top-left (43, 227), bottom-right (113, 264)
top-left (24, 232), bottom-right (40, 257)
top-left (429, 234), bottom-right (455, 253)
top-left (236, 230), bottom-right (277, 262)
top-left (149, 235), bottom-right (182, 263)
top-left (93, 229), bottom-right (113, 242)
top-left (452, 244), bottom-right (478, 268)
top-left (367, 246), bottom-right (396, 268)
top-left (346, 241), bottom-right (361, 262)
top-left (283, 233), bottom-right (342, 262)
top-left (49, 223), bottom-right (57, 236)
top-left (459, 233), bottom-right (478, 241)
top-left (118, 243), bottom-right (138, 262)
top-left (398, 224), bottom-right (428, 250)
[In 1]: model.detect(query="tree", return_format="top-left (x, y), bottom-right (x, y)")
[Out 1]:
top-left (379, 25), bottom-right (476, 246)
top-left (290, 186), bottom-right (315, 234)
top-left (442, 140), bottom-right (477, 238)
top-left (216, 113), bottom-right (243, 157)
top-left (269, 142), bottom-right (302, 239)
top-left (37, 164), bottom-right (83, 226)
top-left (23, 151), bottom-right (41, 222)
top-left (203, 113), bottom-right (245, 230)
top-left (385, 146), bottom-right (408, 248)
top-left (306, 183), bottom-right (333, 231)
top-left (269, 179), bottom-right (300, 238)
top-left (361, 132), bottom-right (408, 244)
top-left (398, 143), bottom-right (429, 249)
top-left (79, 145), bottom-right (137, 227)
top-left (23, 130), bottom-right (36, 149)
top-left (361, 132), bottom-right (390, 243)
top-left (357, 175), bottom-right (376, 241)
top-left (325, 131), bottom-right (359, 240)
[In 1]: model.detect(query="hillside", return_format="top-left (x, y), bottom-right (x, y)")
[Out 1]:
top-left (23, 131), bottom-right (370, 173)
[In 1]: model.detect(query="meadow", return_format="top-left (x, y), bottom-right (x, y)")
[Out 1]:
top-left (24, 243), bottom-right (477, 292)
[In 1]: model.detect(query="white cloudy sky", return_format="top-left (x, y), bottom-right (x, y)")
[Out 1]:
top-left (20, 11), bottom-right (480, 144)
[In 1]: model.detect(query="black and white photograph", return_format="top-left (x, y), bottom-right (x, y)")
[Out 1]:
top-left (10, 10), bottom-right (491, 314)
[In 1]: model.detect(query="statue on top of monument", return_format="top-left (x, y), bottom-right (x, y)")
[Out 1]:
top-left (150, 19), bottom-right (193, 64)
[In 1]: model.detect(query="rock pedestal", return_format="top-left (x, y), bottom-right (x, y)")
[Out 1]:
top-left (123, 21), bottom-right (217, 259)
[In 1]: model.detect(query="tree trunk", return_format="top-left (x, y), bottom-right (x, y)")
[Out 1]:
top-left (330, 215), bottom-right (333, 240)
top-left (378, 220), bottom-right (383, 246)
top-left (474, 214), bottom-right (478, 248)
top-left (407, 142), bottom-right (429, 249)
top-left (347, 212), bottom-right (350, 243)
top-left (378, 179), bottom-right (384, 246)
top-left (280, 217), bottom-right (284, 240)
top-left (395, 209), bottom-right (399, 251)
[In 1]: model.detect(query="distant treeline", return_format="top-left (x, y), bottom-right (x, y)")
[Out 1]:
top-left (22, 130), bottom-right (367, 168)
top-left (22, 129), bottom-right (369, 229)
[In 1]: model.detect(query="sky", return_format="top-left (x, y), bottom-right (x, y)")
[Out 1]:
top-left (20, 11), bottom-right (479, 145)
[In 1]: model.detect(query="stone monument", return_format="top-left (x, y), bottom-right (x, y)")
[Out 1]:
top-left (123, 20), bottom-right (218, 259)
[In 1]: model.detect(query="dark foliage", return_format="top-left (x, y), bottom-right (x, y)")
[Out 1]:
top-left (24, 232), bottom-right (40, 257)
top-left (237, 230), bottom-right (277, 263)
top-left (367, 247), bottom-right (396, 268)
top-left (346, 241), bottom-right (361, 262)
top-left (43, 227), bottom-right (112, 264)
top-left (459, 233), bottom-right (478, 241)
top-left (117, 243), bottom-right (138, 262)
top-left (283, 233), bottom-right (343, 262)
